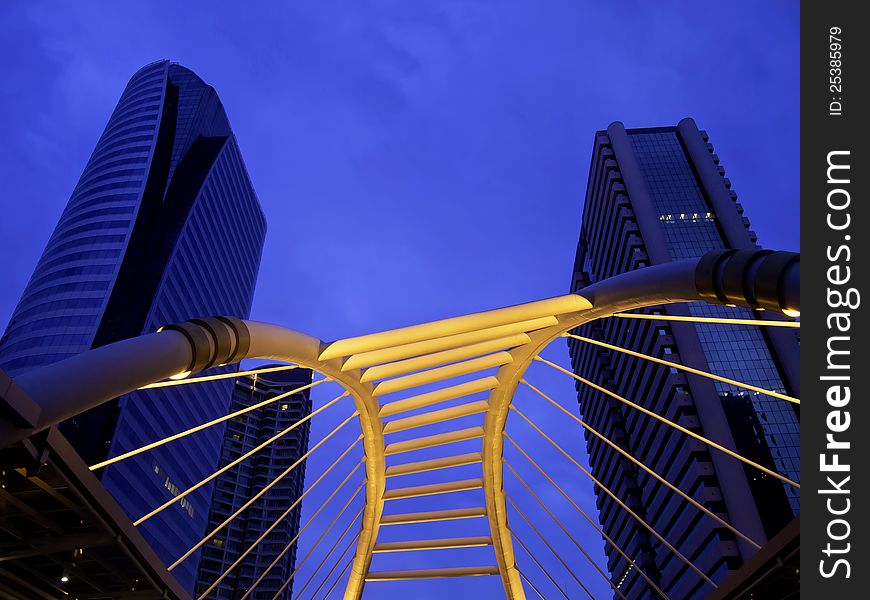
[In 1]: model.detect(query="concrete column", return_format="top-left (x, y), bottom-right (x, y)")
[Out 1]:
top-left (606, 121), bottom-right (671, 265)
top-left (609, 120), bottom-right (769, 557)
top-left (678, 117), bottom-right (800, 397)
top-left (677, 118), bottom-right (754, 248)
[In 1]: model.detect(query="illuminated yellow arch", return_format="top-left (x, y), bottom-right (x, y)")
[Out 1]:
top-left (9, 249), bottom-right (800, 599)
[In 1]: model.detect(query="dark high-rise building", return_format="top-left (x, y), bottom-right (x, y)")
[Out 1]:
top-left (196, 366), bottom-right (312, 599)
top-left (0, 60), bottom-right (267, 591)
top-left (568, 119), bottom-right (799, 599)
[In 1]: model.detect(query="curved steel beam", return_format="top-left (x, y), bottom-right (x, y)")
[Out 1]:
top-left (11, 320), bottom-right (383, 600)
top-left (478, 251), bottom-right (799, 598)
top-left (5, 249), bottom-right (800, 599)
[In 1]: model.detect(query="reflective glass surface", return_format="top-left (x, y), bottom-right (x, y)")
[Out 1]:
top-left (629, 131), bottom-right (800, 513)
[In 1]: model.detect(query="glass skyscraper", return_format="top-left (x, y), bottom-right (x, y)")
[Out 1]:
top-left (196, 366), bottom-right (312, 599)
top-left (568, 119), bottom-right (799, 599)
top-left (0, 60), bottom-right (267, 592)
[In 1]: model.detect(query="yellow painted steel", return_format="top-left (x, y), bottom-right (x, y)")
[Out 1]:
top-left (342, 317), bottom-right (557, 371)
top-left (89, 281), bottom-right (801, 599)
top-left (319, 295), bottom-right (590, 360)
top-left (361, 334), bottom-right (530, 382)
top-left (366, 566), bottom-right (501, 581)
top-left (382, 478), bottom-right (484, 500)
top-left (383, 400), bottom-right (489, 434)
top-left (379, 377), bottom-right (498, 417)
top-left (384, 452), bottom-right (482, 477)
top-left (372, 352), bottom-right (513, 396)
top-left (384, 426), bottom-right (485, 455)
top-left (380, 506), bottom-right (487, 525)
top-left (373, 536), bottom-right (493, 553)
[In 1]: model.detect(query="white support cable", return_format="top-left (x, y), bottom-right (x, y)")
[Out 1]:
top-left (200, 439), bottom-right (363, 598)
top-left (520, 379), bottom-right (763, 550)
top-left (320, 555), bottom-right (355, 600)
top-left (504, 457), bottom-right (644, 600)
top-left (140, 364), bottom-right (301, 389)
top-left (307, 529), bottom-right (362, 600)
top-left (511, 530), bottom-right (570, 600)
top-left (535, 356), bottom-right (800, 488)
top-left (517, 568), bottom-right (546, 600)
top-left (294, 525), bottom-right (360, 600)
top-left (134, 391), bottom-right (350, 524)
top-left (511, 406), bottom-right (717, 590)
top-left (250, 483), bottom-right (364, 600)
top-left (90, 377), bottom-right (330, 471)
top-left (507, 495), bottom-right (597, 600)
top-left (274, 506), bottom-right (364, 600)
top-left (610, 311), bottom-right (800, 328)
top-left (561, 333), bottom-right (799, 405)
top-left (167, 412), bottom-right (360, 569)
top-left (240, 459), bottom-right (364, 600)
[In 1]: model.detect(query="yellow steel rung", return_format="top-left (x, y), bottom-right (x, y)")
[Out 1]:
top-left (383, 478), bottom-right (483, 500)
top-left (383, 401), bottom-right (489, 434)
top-left (365, 566), bottom-right (501, 581)
top-left (385, 452), bottom-right (483, 477)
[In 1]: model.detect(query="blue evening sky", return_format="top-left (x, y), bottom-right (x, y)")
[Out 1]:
top-left (0, 1), bottom-right (798, 598)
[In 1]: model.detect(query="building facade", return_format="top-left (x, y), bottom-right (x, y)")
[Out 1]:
top-left (196, 367), bottom-right (312, 599)
top-left (568, 119), bottom-right (799, 599)
top-left (0, 60), bottom-right (267, 591)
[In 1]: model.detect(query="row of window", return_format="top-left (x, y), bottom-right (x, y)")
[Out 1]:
top-left (86, 133), bottom-right (154, 166)
top-left (28, 260), bottom-right (115, 293)
top-left (32, 245), bottom-right (121, 279)
top-left (0, 352), bottom-right (71, 374)
top-left (74, 166), bottom-right (146, 196)
top-left (56, 203), bottom-right (136, 232)
top-left (0, 331), bottom-right (93, 355)
top-left (41, 234), bottom-right (126, 268)
top-left (44, 219), bottom-right (131, 254)
top-left (79, 153), bottom-right (149, 183)
top-left (81, 145), bottom-right (151, 179)
top-left (1, 313), bottom-right (99, 342)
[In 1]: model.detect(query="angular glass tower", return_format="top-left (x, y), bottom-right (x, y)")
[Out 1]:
top-left (0, 60), bottom-right (267, 592)
top-left (195, 366), bottom-right (312, 599)
top-left (568, 119), bottom-right (799, 599)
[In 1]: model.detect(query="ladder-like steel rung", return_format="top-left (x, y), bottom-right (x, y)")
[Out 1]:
top-left (383, 478), bottom-right (483, 501)
top-left (365, 566), bottom-right (501, 581)
top-left (384, 426), bottom-right (484, 456)
top-left (372, 353), bottom-right (512, 397)
top-left (342, 316), bottom-right (557, 371)
top-left (373, 536), bottom-right (493, 553)
top-left (360, 333), bottom-right (530, 382)
top-left (380, 506), bottom-right (487, 526)
top-left (385, 452), bottom-right (483, 478)
top-left (379, 377), bottom-right (498, 417)
top-left (383, 401), bottom-right (489, 434)
top-left (319, 294), bottom-right (589, 361)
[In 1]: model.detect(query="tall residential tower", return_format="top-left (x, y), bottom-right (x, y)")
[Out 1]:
top-left (196, 366), bottom-right (313, 599)
top-left (0, 60), bottom-right (267, 591)
top-left (568, 119), bottom-right (799, 599)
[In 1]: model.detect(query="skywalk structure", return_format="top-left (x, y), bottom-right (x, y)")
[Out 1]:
top-left (568, 121), bottom-right (800, 597)
top-left (0, 246), bottom-right (799, 599)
